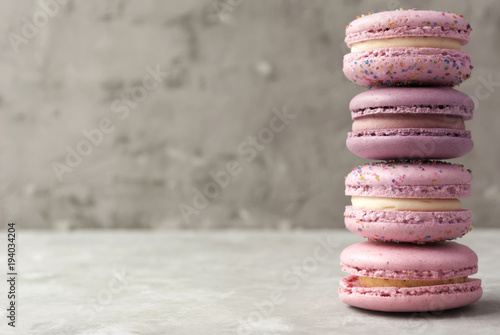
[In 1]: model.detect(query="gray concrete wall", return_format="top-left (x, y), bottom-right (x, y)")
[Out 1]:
top-left (1, 0), bottom-right (499, 229)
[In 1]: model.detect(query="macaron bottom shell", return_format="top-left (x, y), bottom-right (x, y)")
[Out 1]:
top-left (346, 130), bottom-right (473, 160)
top-left (339, 275), bottom-right (482, 312)
top-left (343, 47), bottom-right (471, 87)
top-left (344, 207), bottom-right (472, 243)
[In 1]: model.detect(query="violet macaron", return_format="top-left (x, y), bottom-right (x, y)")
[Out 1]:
top-left (344, 161), bottom-right (472, 243)
top-left (347, 87), bottom-right (474, 160)
top-left (339, 241), bottom-right (482, 312)
top-left (343, 10), bottom-right (472, 87)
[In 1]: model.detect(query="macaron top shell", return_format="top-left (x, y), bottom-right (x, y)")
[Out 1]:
top-left (350, 87), bottom-right (474, 120)
top-left (340, 241), bottom-right (478, 280)
top-left (345, 161), bottom-right (472, 198)
top-left (345, 10), bottom-right (472, 47)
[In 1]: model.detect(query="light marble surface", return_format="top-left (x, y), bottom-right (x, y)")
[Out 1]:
top-left (1, 229), bottom-right (499, 334)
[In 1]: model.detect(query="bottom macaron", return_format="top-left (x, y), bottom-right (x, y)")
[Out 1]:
top-left (339, 275), bottom-right (482, 312)
top-left (339, 241), bottom-right (482, 312)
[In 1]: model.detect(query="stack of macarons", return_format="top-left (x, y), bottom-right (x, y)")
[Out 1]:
top-left (338, 9), bottom-right (482, 312)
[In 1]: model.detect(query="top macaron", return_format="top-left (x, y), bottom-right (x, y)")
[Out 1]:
top-left (343, 9), bottom-right (472, 87)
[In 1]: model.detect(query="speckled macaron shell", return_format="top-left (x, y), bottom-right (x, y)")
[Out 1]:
top-left (345, 10), bottom-right (472, 47)
top-left (350, 87), bottom-right (474, 120)
top-left (338, 241), bottom-right (482, 312)
top-left (344, 206), bottom-right (472, 243)
top-left (343, 48), bottom-right (472, 87)
top-left (345, 161), bottom-right (472, 199)
top-left (343, 10), bottom-right (472, 87)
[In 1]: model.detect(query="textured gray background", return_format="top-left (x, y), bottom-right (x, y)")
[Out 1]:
top-left (1, 0), bottom-right (499, 230)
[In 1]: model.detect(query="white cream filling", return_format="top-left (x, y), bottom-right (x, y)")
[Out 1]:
top-left (351, 196), bottom-right (462, 211)
top-left (351, 37), bottom-right (462, 52)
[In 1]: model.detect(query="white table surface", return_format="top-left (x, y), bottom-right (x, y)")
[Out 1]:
top-left (1, 229), bottom-right (499, 335)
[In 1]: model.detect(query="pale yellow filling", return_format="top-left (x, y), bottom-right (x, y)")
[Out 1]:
top-left (351, 37), bottom-right (462, 52)
top-left (351, 197), bottom-right (462, 211)
top-left (359, 276), bottom-right (467, 288)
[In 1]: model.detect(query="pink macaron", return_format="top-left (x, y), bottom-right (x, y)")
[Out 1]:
top-left (344, 161), bottom-right (472, 243)
top-left (343, 10), bottom-right (472, 87)
top-left (347, 87), bottom-right (474, 160)
top-left (339, 241), bottom-right (482, 312)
